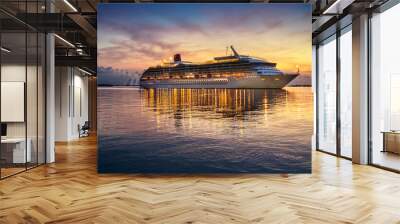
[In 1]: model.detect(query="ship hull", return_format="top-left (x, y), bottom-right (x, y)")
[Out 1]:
top-left (140, 74), bottom-right (298, 89)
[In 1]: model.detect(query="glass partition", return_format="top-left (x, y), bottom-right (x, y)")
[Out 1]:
top-left (1, 30), bottom-right (28, 177)
top-left (317, 35), bottom-right (337, 154)
top-left (316, 25), bottom-right (353, 159)
top-left (339, 27), bottom-right (352, 158)
top-left (0, 1), bottom-right (46, 179)
top-left (370, 3), bottom-right (400, 171)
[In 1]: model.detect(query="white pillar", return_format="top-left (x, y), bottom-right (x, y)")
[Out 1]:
top-left (55, 67), bottom-right (76, 141)
top-left (352, 14), bottom-right (369, 164)
top-left (46, 32), bottom-right (55, 163)
top-left (45, 0), bottom-right (55, 163)
top-left (312, 45), bottom-right (317, 150)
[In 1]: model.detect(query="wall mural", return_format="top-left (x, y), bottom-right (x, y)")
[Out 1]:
top-left (97, 3), bottom-right (312, 173)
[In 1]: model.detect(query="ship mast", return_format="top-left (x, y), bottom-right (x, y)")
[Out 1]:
top-left (230, 45), bottom-right (239, 58)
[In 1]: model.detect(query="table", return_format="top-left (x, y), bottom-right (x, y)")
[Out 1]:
top-left (382, 131), bottom-right (400, 154)
top-left (1, 138), bottom-right (31, 163)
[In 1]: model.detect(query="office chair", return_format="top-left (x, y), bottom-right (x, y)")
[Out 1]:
top-left (79, 121), bottom-right (90, 138)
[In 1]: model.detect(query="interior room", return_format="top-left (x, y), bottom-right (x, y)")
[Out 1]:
top-left (0, 0), bottom-right (400, 223)
top-left (370, 2), bottom-right (400, 171)
top-left (0, 10), bottom-right (46, 177)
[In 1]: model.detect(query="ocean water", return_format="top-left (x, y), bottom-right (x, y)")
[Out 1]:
top-left (98, 87), bottom-right (313, 173)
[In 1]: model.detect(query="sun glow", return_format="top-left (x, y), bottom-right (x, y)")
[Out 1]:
top-left (98, 4), bottom-right (311, 75)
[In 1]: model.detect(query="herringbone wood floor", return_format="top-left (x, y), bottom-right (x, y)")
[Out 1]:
top-left (1, 135), bottom-right (400, 224)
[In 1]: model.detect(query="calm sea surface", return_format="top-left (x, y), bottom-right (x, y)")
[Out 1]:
top-left (98, 87), bottom-right (313, 173)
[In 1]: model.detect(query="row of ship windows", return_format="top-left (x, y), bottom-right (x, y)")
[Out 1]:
top-left (142, 78), bottom-right (254, 81)
top-left (145, 79), bottom-right (229, 85)
top-left (257, 71), bottom-right (283, 75)
top-left (170, 79), bottom-right (228, 83)
top-left (257, 69), bottom-right (281, 72)
top-left (143, 71), bottom-right (253, 77)
top-left (141, 73), bottom-right (262, 80)
top-left (142, 75), bottom-right (246, 80)
top-left (156, 65), bottom-right (257, 71)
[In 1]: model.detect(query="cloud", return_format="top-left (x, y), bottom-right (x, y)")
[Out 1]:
top-left (99, 39), bottom-right (181, 71)
top-left (98, 4), bottom-right (311, 74)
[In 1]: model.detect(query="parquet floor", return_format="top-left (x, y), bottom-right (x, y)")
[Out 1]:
top-left (1, 135), bottom-right (400, 224)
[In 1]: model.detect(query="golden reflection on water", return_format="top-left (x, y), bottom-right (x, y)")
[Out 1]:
top-left (139, 87), bottom-right (313, 139)
top-left (142, 88), bottom-right (307, 114)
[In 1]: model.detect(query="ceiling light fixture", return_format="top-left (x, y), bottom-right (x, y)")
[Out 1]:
top-left (63, 0), bottom-right (78, 12)
top-left (78, 67), bottom-right (93, 76)
top-left (54, 34), bottom-right (75, 48)
top-left (76, 48), bottom-right (84, 55)
top-left (1, 47), bottom-right (11, 53)
top-left (323, 1), bottom-right (341, 14)
top-left (322, 0), bottom-right (355, 15)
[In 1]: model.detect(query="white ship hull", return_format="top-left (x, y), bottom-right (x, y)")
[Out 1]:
top-left (140, 74), bottom-right (298, 89)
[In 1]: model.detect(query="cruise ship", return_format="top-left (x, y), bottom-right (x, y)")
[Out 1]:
top-left (139, 46), bottom-right (298, 89)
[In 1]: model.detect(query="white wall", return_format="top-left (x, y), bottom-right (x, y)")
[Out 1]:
top-left (1, 65), bottom-right (26, 81)
top-left (71, 73), bottom-right (89, 138)
top-left (1, 65), bottom-right (40, 138)
top-left (1, 65), bottom-right (26, 139)
top-left (1, 63), bottom-right (46, 164)
top-left (55, 67), bottom-right (89, 141)
top-left (55, 67), bottom-right (70, 141)
top-left (1, 82), bottom-right (25, 122)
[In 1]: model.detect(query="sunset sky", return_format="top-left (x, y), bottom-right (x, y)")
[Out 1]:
top-left (98, 4), bottom-right (311, 75)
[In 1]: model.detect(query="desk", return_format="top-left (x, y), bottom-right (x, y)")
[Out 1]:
top-left (382, 131), bottom-right (400, 154)
top-left (1, 138), bottom-right (31, 163)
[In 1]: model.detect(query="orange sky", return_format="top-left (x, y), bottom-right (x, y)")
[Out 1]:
top-left (98, 4), bottom-right (312, 75)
